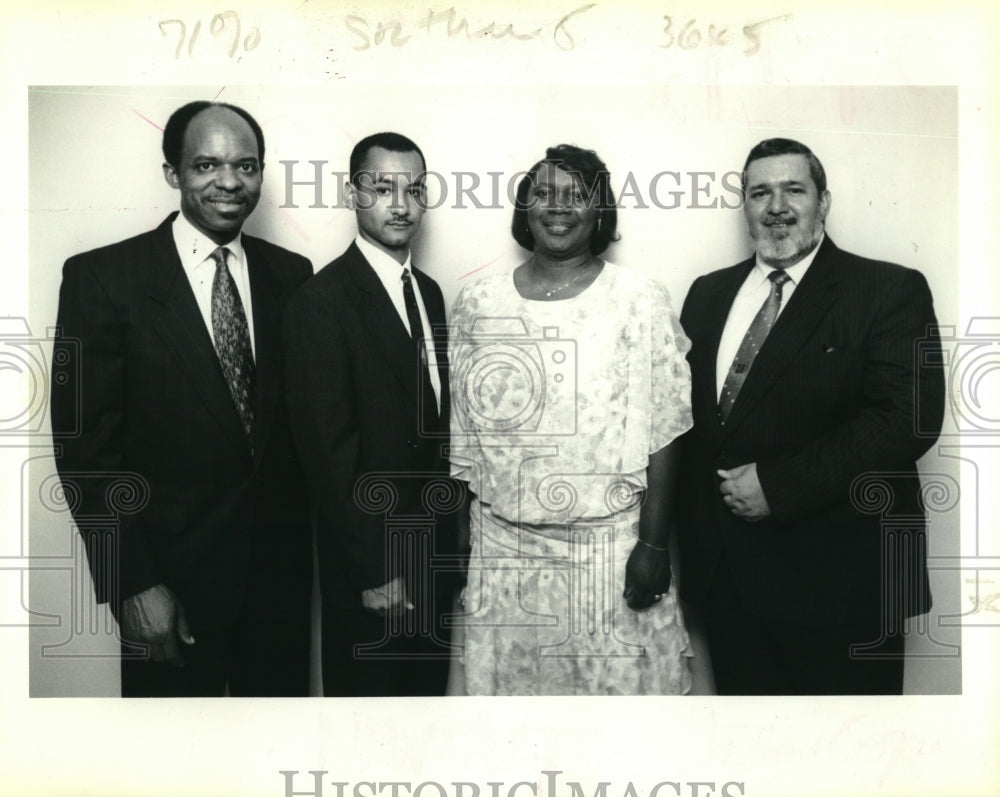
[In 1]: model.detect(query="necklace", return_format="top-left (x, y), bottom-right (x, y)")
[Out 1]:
top-left (535, 259), bottom-right (593, 297)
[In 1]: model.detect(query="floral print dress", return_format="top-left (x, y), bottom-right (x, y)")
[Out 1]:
top-left (449, 262), bottom-right (694, 695)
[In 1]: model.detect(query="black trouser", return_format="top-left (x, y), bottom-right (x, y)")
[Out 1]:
top-left (320, 594), bottom-right (452, 697)
top-left (705, 567), bottom-right (905, 695)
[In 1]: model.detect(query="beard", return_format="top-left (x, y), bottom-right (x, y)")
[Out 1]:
top-left (753, 220), bottom-right (823, 267)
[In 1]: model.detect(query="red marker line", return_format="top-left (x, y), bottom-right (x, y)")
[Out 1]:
top-left (131, 109), bottom-right (163, 132)
top-left (459, 256), bottom-right (502, 280)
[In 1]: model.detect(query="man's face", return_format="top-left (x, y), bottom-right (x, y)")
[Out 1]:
top-left (163, 107), bottom-right (262, 245)
top-left (743, 153), bottom-right (830, 269)
top-left (347, 146), bottom-right (426, 264)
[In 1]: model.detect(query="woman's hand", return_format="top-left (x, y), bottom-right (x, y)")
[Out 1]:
top-left (623, 541), bottom-right (672, 611)
top-left (626, 441), bottom-right (680, 611)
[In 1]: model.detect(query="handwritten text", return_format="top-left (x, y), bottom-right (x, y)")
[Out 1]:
top-left (344, 4), bottom-right (597, 52)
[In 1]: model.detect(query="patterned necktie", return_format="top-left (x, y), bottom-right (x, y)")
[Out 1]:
top-left (210, 246), bottom-right (256, 445)
top-left (719, 269), bottom-right (791, 422)
top-left (401, 268), bottom-right (439, 427)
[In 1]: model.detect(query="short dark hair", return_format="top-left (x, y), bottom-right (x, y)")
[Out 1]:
top-left (349, 132), bottom-right (426, 186)
top-left (162, 101), bottom-right (266, 170)
top-left (511, 144), bottom-right (620, 256)
top-left (742, 138), bottom-right (826, 194)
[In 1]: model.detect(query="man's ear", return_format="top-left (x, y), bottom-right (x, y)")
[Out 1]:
top-left (163, 162), bottom-right (180, 190)
top-left (818, 189), bottom-right (832, 223)
top-left (344, 180), bottom-right (358, 211)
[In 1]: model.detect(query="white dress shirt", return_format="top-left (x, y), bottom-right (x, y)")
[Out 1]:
top-left (171, 212), bottom-right (256, 358)
top-left (715, 235), bottom-right (824, 400)
top-left (354, 235), bottom-right (442, 411)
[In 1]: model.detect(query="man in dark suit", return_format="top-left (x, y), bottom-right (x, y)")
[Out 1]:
top-left (676, 138), bottom-right (945, 694)
top-left (285, 132), bottom-right (457, 696)
top-left (50, 101), bottom-right (313, 697)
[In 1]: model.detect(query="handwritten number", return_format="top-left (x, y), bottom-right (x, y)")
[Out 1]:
top-left (188, 20), bottom-right (202, 57)
top-left (244, 26), bottom-right (261, 51)
top-left (662, 16), bottom-right (703, 50)
top-left (678, 19), bottom-right (701, 50)
top-left (743, 14), bottom-right (792, 57)
top-left (159, 11), bottom-right (260, 59)
top-left (660, 15), bottom-right (674, 49)
top-left (663, 16), bottom-right (771, 55)
top-left (211, 11), bottom-right (241, 58)
top-left (159, 19), bottom-right (186, 60)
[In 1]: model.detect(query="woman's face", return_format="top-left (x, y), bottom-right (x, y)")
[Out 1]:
top-left (525, 162), bottom-right (598, 260)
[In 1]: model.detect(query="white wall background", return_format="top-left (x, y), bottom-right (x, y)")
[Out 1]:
top-left (26, 84), bottom-right (960, 697)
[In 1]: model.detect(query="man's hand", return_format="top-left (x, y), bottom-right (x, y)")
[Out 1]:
top-left (718, 462), bottom-right (771, 522)
top-left (623, 542), bottom-right (672, 611)
top-left (361, 576), bottom-right (414, 617)
top-left (119, 583), bottom-right (195, 667)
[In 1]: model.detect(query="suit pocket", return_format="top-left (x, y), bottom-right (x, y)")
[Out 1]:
top-left (794, 343), bottom-right (859, 375)
top-left (783, 345), bottom-right (863, 411)
top-left (818, 341), bottom-right (854, 355)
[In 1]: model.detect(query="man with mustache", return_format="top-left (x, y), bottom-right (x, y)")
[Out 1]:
top-left (285, 132), bottom-right (457, 696)
top-left (50, 101), bottom-right (313, 696)
top-left (676, 138), bottom-right (945, 694)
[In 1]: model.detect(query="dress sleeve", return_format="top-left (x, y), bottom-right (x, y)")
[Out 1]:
top-left (647, 278), bottom-right (694, 454)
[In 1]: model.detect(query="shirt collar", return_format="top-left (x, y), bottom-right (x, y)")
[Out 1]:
top-left (172, 212), bottom-right (246, 272)
top-left (355, 234), bottom-right (412, 280)
top-left (752, 232), bottom-right (824, 286)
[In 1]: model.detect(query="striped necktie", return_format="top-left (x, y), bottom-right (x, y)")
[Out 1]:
top-left (719, 269), bottom-right (791, 422)
top-left (401, 267), bottom-right (439, 430)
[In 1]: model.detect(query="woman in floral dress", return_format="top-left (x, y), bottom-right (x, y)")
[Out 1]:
top-left (448, 144), bottom-right (693, 695)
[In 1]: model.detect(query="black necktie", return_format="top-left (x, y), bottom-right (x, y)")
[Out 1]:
top-left (401, 267), bottom-right (439, 428)
top-left (210, 246), bottom-right (256, 446)
top-left (719, 270), bottom-right (791, 422)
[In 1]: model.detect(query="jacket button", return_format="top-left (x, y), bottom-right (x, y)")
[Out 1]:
top-left (407, 439), bottom-right (419, 449)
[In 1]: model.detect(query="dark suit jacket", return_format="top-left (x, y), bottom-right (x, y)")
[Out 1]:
top-left (676, 236), bottom-right (945, 626)
top-left (284, 242), bottom-right (457, 609)
top-left (50, 213), bottom-right (313, 635)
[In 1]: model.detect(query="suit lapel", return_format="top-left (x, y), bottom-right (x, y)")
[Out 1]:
top-left (721, 237), bottom-right (841, 436)
top-left (342, 244), bottom-right (422, 409)
top-left (244, 234), bottom-right (284, 466)
top-left (144, 214), bottom-right (252, 458)
top-left (694, 259), bottom-right (754, 428)
top-left (413, 266), bottom-right (450, 426)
